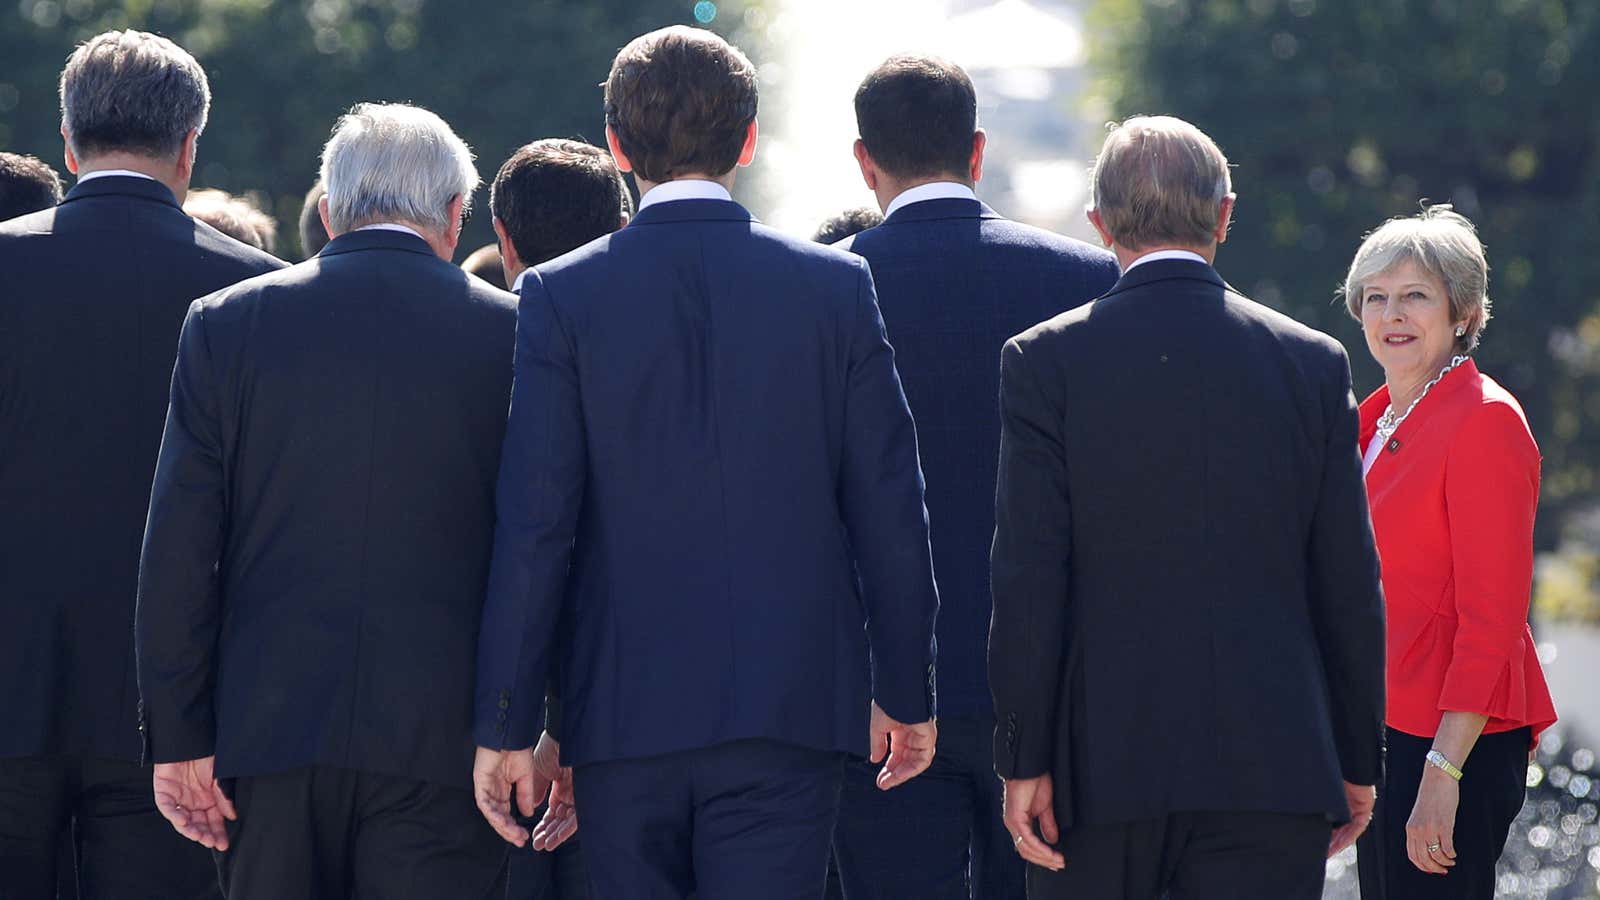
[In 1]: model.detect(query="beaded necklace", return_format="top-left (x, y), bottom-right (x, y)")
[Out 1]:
top-left (1373, 354), bottom-right (1469, 446)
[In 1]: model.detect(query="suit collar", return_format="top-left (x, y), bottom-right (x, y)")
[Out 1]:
top-left (317, 228), bottom-right (437, 258)
top-left (1099, 257), bottom-right (1226, 299)
top-left (62, 175), bottom-right (180, 209)
top-left (880, 197), bottom-right (1001, 226)
top-left (626, 198), bottom-right (756, 228)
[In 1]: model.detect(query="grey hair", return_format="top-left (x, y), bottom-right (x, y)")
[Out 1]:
top-left (318, 102), bottom-right (479, 235)
top-left (1342, 204), bottom-right (1491, 352)
top-left (59, 30), bottom-right (210, 159)
top-left (1089, 115), bottom-right (1232, 251)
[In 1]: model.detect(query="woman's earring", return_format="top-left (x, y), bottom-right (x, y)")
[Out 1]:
top-left (1455, 325), bottom-right (1466, 337)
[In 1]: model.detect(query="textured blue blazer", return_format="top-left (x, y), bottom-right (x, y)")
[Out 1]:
top-left (475, 198), bottom-right (940, 766)
top-left (841, 198), bottom-right (1118, 717)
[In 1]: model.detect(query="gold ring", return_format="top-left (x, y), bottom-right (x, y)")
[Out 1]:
top-left (1426, 842), bottom-right (1441, 852)
top-left (1014, 833), bottom-right (1024, 845)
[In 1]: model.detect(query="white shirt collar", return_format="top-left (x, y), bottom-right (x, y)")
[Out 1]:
top-left (1123, 249), bottom-right (1208, 272)
top-left (511, 268), bottom-right (530, 293)
top-left (637, 179), bottom-right (732, 210)
top-left (355, 223), bottom-right (427, 241)
top-left (76, 169), bottom-right (158, 184)
top-left (883, 182), bottom-right (978, 220)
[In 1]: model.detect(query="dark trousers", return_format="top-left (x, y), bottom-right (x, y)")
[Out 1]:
top-left (572, 738), bottom-right (844, 900)
top-left (0, 754), bottom-right (218, 900)
top-left (1357, 725), bottom-right (1530, 900)
top-left (832, 713), bottom-right (1022, 899)
top-left (214, 766), bottom-right (506, 900)
top-left (1025, 810), bottom-right (1331, 900)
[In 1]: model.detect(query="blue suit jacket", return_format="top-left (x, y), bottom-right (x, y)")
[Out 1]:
top-left (840, 198), bottom-right (1118, 717)
top-left (475, 198), bottom-right (940, 766)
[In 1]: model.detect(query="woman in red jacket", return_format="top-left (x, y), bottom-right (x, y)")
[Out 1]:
top-left (1346, 205), bottom-right (1557, 899)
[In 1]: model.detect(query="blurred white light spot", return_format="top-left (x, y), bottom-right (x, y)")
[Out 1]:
top-left (1538, 641), bottom-right (1559, 664)
top-left (1528, 763), bottom-right (1545, 788)
top-left (1529, 824), bottom-right (1555, 848)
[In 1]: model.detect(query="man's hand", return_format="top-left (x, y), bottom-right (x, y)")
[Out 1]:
top-left (529, 732), bottom-right (578, 851)
top-left (869, 701), bottom-right (937, 790)
top-left (153, 757), bottom-right (236, 851)
top-left (1002, 773), bottom-right (1065, 870)
top-left (1329, 780), bottom-right (1375, 857)
top-left (475, 743), bottom-right (540, 847)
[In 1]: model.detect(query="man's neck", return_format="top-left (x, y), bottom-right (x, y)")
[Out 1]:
top-left (633, 171), bottom-right (736, 198)
top-left (76, 154), bottom-right (186, 201)
top-left (349, 219), bottom-right (455, 261)
top-left (1114, 243), bottom-right (1216, 271)
top-left (874, 173), bottom-right (973, 215)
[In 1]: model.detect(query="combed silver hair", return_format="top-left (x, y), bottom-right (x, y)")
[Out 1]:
top-left (318, 102), bottom-right (479, 235)
top-left (59, 30), bottom-right (209, 158)
top-left (1089, 115), bottom-right (1232, 251)
top-left (1342, 204), bottom-right (1492, 352)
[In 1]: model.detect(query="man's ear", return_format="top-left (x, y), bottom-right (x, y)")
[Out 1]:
top-left (736, 119), bottom-right (758, 167)
top-left (1213, 194), bottom-right (1236, 245)
top-left (175, 129), bottom-right (199, 183)
top-left (970, 129), bottom-right (987, 184)
top-left (853, 139), bottom-right (878, 192)
top-left (318, 194), bottom-right (335, 241)
top-left (605, 125), bottom-right (634, 174)
top-left (1086, 208), bottom-right (1114, 249)
top-left (61, 124), bottom-right (78, 175)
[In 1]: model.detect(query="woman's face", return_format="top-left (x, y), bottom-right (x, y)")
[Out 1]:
top-left (1360, 258), bottom-right (1463, 386)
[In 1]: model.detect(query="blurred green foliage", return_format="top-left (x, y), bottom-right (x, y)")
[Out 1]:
top-left (0, 0), bottom-right (752, 258)
top-left (1088, 0), bottom-right (1600, 615)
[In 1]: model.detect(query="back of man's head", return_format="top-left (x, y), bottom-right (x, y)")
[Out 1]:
top-left (812, 206), bottom-right (883, 245)
top-left (59, 30), bottom-right (209, 161)
top-left (604, 26), bottom-right (758, 183)
top-left (1090, 115), bottom-right (1232, 252)
top-left (491, 138), bottom-right (628, 268)
top-left (0, 152), bottom-right (64, 220)
top-left (184, 188), bottom-right (278, 254)
top-left (319, 102), bottom-right (479, 236)
top-left (298, 179), bottom-right (329, 259)
top-left (461, 243), bottom-right (506, 289)
top-left (855, 54), bottom-right (977, 181)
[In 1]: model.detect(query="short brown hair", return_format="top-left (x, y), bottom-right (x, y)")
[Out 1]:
top-left (604, 26), bottom-right (757, 183)
top-left (855, 55), bottom-right (976, 180)
top-left (183, 188), bottom-right (278, 254)
top-left (0, 152), bottom-right (63, 220)
top-left (1090, 116), bottom-right (1231, 251)
top-left (490, 139), bottom-right (628, 267)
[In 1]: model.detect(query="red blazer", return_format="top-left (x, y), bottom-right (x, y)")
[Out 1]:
top-left (1360, 358), bottom-right (1557, 742)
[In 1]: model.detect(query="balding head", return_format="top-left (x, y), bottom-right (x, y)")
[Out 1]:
top-left (1089, 116), bottom-right (1232, 253)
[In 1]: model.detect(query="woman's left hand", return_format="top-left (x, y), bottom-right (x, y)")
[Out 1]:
top-left (1406, 766), bottom-right (1461, 874)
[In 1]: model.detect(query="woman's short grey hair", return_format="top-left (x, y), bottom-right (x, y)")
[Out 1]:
top-left (318, 102), bottom-right (479, 235)
top-left (1342, 204), bottom-right (1491, 352)
top-left (59, 30), bottom-right (210, 159)
top-left (1089, 115), bottom-right (1232, 251)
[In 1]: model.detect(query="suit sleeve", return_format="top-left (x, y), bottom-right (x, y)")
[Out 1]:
top-left (988, 338), bottom-right (1072, 780)
top-left (837, 260), bottom-right (940, 724)
top-left (1305, 347), bottom-right (1386, 786)
top-left (1437, 402), bottom-right (1541, 721)
top-left (474, 272), bottom-right (586, 750)
top-left (135, 300), bottom-right (229, 763)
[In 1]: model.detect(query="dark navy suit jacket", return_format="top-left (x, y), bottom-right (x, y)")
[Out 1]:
top-left (0, 176), bottom-right (283, 763)
top-left (990, 259), bottom-right (1385, 827)
top-left (135, 230), bottom-right (518, 788)
top-left (475, 198), bottom-right (940, 767)
top-left (841, 198), bottom-right (1118, 717)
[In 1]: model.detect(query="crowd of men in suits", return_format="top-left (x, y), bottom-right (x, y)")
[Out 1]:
top-left (1, 22), bottom-right (1385, 900)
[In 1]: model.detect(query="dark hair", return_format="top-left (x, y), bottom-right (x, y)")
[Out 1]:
top-left (812, 206), bottom-right (883, 244)
top-left (604, 26), bottom-right (757, 183)
top-left (854, 54), bottom-right (977, 181)
top-left (0, 152), bottom-right (64, 220)
top-left (59, 30), bottom-right (209, 159)
top-left (298, 179), bottom-right (330, 259)
top-left (491, 139), bottom-right (627, 267)
top-left (461, 243), bottom-right (506, 289)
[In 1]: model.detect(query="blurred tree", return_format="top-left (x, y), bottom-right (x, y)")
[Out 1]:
top-left (1087, 0), bottom-right (1600, 567)
top-left (0, 0), bottom-right (763, 258)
